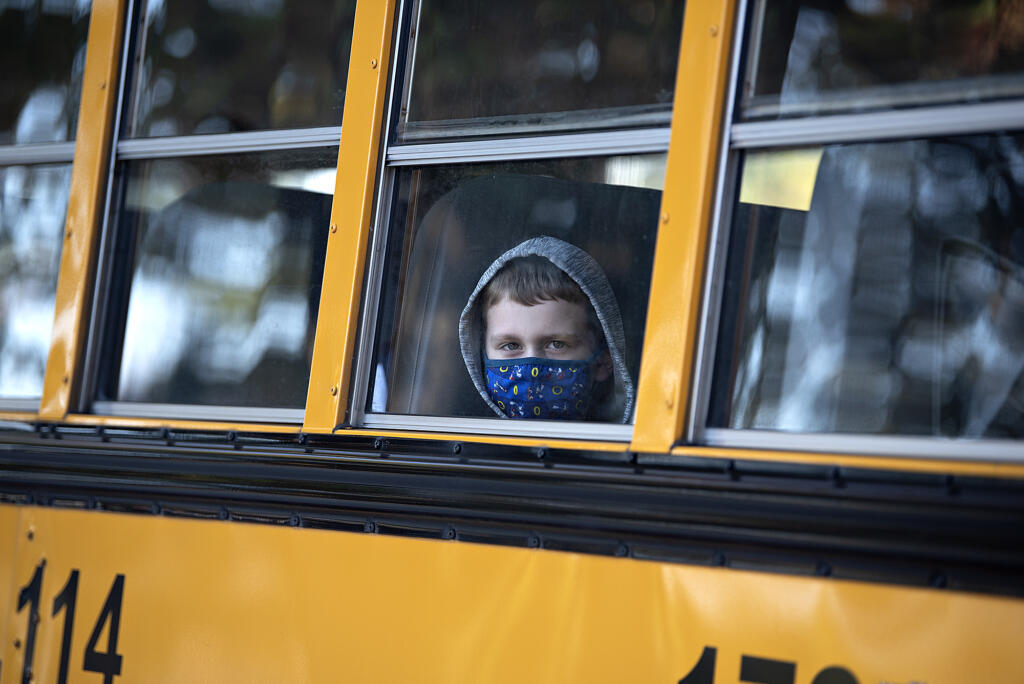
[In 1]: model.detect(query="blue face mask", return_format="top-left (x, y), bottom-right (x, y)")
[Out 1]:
top-left (483, 351), bottom-right (602, 420)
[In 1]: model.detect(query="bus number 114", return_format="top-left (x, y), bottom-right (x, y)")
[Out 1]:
top-left (13, 561), bottom-right (125, 684)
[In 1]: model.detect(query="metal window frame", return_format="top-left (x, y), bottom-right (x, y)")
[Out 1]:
top-left (684, 0), bottom-right (750, 445)
top-left (91, 401), bottom-right (304, 423)
top-left (387, 128), bottom-right (671, 166)
top-left (702, 428), bottom-right (1024, 462)
top-left (78, 0), bottom-right (137, 414)
top-left (687, 0), bottom-right (1024, 461)
top-left (394, 0), bottom-right (423, 141)
top-left (0, 399), bottom-right (42, 413)
top-left (738, 0), bottom-right (766, 114)
top-left (0, 143), bottom-right (77, 165)
top-left (344, 165), bottom-right (397, 431)
top-left (115, 127), bottom-right (342, 160)
top-left (361, 413), bottom-right (633, 441)
top-left (731, 100), bottom-right (1024, 149)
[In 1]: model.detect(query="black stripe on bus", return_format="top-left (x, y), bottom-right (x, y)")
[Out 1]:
top-left (0, 425), bottom-right (1022, 597)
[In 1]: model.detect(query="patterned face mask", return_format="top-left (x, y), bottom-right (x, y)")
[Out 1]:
top-left (483, 352), bottom-right (602, 420)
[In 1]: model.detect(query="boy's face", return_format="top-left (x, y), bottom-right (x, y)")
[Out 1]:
top-left (485, 296), bottom-right (611, 380)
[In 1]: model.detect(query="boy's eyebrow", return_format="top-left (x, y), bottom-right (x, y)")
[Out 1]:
top-left (486, 335), bottom-right (524, 346)
top-left (486, 331), bottom-right (586, 341)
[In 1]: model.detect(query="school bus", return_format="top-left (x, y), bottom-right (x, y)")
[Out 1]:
top-left (2, 0), bottom-right (1023, 681)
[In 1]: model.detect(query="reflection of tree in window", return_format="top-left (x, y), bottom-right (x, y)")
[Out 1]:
top-left (0, 0), bottom-right (91, 144)
top-left (129, 0), bottom-right (356, 136)
top-left (104, 150), bottom-right (335, 408)
top-left (748, 0), bottom-right (1024, 115)
top-left (715, 134), bottom-right (1024, 438)
top-left (115, 186), bottom-right (326, 406)
top-left (0, 164), bottom-right (72, 397)
top-left (406, 0), bottom-right (683, 124)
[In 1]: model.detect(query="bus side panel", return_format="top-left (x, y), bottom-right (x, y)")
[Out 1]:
top-left (1, 504), bottom-right (1021, 684)
top-left (0, 505), bottom-right (20, 683)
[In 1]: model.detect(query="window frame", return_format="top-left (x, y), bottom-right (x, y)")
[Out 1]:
top-left (75, 0), bottom-right (353, 424)
top-left (342, 0), bottom-right (685, 442)
top-left (687, 0), bottom-right (1024, 461)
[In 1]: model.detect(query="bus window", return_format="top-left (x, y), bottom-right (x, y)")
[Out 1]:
top-left (0, 0), bottom-right (91, 144)
top-left (708, 134), bottom-right (1024, 439)
top-left (743, 0), bottom-right (1024, 119)
top-left (93, 151), bottom-right (334, 410)
top-left (0, 0), bottom-right (90, 409)
top-left (367, 157), bottom-right (664, 422)
top-left (125, 0), bottom-right (355, 137)
top-left (354, 1), bottom-right (681, 435)
top-left (0, 164), bottom-right (73, 403)
top-left (84, 0), bottom-right (356, 421)
top-left (397, 0), bottom-right (684, 140)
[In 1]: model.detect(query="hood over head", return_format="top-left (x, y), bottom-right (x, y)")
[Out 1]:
top-left (459, 236), bottom-right (634, 423)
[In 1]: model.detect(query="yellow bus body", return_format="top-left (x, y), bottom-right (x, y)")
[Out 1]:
top-left (1, 504), bottom-right (1021, 683)
top-left (2, 0), bottom-right (1023, 680)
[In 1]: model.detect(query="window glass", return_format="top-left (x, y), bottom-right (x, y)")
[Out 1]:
top-left (709, 133), bottom-right (1024, 439)
top-left (370, 155), bottom-right (666, 422)
top-left (0, 0), bottom-right (92, 144)
top-left (125, 0), bottom-right (356, 137)
top-left (744, 0), bottom-right (1024, 119)
top-left (0, 163), bottom-right (72, 399)
top-left (97, 149), bottom-right (336, 407)
top-left (398, 0), bottom-right (684, 140)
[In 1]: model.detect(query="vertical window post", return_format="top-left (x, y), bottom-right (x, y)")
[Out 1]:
top-left (631, 0), bottom-right (737, 453)
top-left (304, 0), bottom-right (399, 433)
top-left (40, 0), bottom-right (128, 421)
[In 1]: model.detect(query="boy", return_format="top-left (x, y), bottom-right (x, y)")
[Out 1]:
top-left (459, 236), bottom-right (634, 422)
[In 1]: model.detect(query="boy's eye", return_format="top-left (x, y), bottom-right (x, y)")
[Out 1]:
top-left (548, 340), bottom-right (567, 351)
top-left (499, 342), bottom-right (521, 351)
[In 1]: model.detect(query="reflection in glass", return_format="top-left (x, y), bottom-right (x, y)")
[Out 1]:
top-left (126, 0), bottom-right (356, 137)
top-left (744, 0), bottom-right (1024, 119)
top-left (399, 0), bottom-right (684, 139)
top-left (370, 155), bottom-right (666, 420)
top-left (100, 149), bottom-right (336, 408)
top-left (0, 163), bottom-right (72, 398)
top-left (709, 134), bottom-right (1024, 439)
top-left (0, 0), bottom-right (92, 144)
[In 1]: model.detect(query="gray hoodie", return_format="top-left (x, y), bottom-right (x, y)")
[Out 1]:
top-left (458, 236), bottom-right (634, 423)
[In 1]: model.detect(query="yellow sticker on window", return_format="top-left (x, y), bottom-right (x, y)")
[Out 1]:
top-left (738, 147), bottom-right (824, 212)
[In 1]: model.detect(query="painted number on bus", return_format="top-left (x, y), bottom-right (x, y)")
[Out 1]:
top-left (679, 646), bottom-right (862, 684)
top-left (12, 562), bottom-right (124, 684)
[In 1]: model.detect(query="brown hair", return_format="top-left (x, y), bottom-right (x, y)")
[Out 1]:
top-left (481, 256), bottom-right (603, 343)
top-left (482, 255), bottom-right (586, 310)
